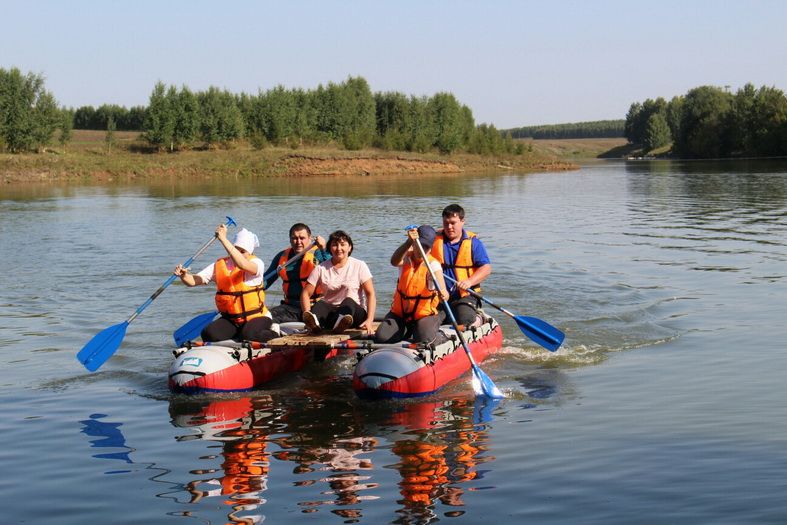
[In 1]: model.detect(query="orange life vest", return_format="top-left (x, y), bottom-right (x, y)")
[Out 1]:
top-left (214, 257), bottom-right (268, 323)
top-left (394, 440), bottom-right (449, 506)
top-left (220, 440), bottom-right (268, 496)
top-left (276, 247), bottom-right (323, 305)
top-left (390, 255), bottom-right (440, 322)
top-left (431, 229), bottom-right (480, 297)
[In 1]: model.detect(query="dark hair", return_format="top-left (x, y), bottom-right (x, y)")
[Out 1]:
top-left (328, 230), bottom-right (353, 255)
top-left (442, 204), bottom-right (465, 220)
top-left (289, 223), bottom-right (311, 237)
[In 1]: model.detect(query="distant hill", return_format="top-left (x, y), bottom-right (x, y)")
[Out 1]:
top-left (505, 119), bottom-right (625, 140)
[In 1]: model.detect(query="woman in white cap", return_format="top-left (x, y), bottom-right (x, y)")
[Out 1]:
top-left (174, 223), bottom-right (277, 342)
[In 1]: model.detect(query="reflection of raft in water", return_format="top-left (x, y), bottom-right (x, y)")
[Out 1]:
top-left (352, 313), bottom-right (503, 399)
top-left (168, 322), bottom-right (364, 394)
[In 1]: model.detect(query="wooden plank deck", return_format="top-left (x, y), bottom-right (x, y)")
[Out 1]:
top-left (267, 323), bottom-right (380, 348)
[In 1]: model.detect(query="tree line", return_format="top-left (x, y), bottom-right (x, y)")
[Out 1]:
top-left (73, 104), bottom-right (146, 131)
top-left (507, 120), bottom-right (625, 139)
top-left (143, 77), bottom-right (522, 155)
top-left (1, 67), bottom-right (523, 155)
top-left (625, 84), bottom-right (787, 158)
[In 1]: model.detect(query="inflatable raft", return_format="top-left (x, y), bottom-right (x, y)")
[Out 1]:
top-left (352, 313), bottom-right (503, 399)
top-left (169, 322), bottom-right (359, 394)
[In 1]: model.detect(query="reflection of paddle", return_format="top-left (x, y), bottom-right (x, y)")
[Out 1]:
top-left (76, 217), bottom-right (237, 372)
top-left (409, 227), bottom-right (503, 399)
top-left (172, 239), bottom-right (318, 346)
top-left (443, 275), bottom-right (564, 352)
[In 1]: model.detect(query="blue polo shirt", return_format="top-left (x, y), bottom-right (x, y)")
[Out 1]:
top-left (439, 230), bottom-right (491, 299)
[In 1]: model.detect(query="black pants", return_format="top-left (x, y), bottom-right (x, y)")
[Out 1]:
top-left (201, 315), bottom-right (277, 343)
top-left (311, 298), bottom-right (367, 330)
top-left (270, 302), bottom-right (303, 324)
top-left (437, 295), bottom-right (480, 326)
top-left (373, 311), bottom-right (442, 344)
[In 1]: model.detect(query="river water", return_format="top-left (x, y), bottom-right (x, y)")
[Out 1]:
top-left (1, 160), bottom-right (786, 524)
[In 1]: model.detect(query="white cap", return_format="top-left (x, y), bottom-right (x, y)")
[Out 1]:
top-left (233, 228), bottom-right (259, 253)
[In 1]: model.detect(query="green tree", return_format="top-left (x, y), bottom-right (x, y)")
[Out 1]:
top-left (171, 86), bottom-right (200, 150)
top-left (105, 115), bottom-right (116, 153)
top-left (624, 102), bottom-right (642, 143)
top-left (676, 85), bottom-right (732, 158)
top-left (59, 108), bottom-right (74, 150)
top-left (750, 85), bottom-right (787, 156)
top-left (258, 85), bottom-right (297, 144)
top-left (374, 91), bottom-right (412, 150)
top-left (407, 96), bottom-right (434, 153)
top-left (643, 112), bottom-right (671, 152)
top-left (198, 87), bottom-right (244, 146)
top-left (459, 105), bottom-right (476, 146)
top-left (468, 123), bottom-right (506, 154)
top-left (292, 88), bottom-right (318, 144)
top-left (429, 92), bottom-right (464, 154)
top-left (73, 105), bottom-right (96, 129)
top-left (665, 96), bottom-right (684, 147)
top-left (625, 98), bottom-right (667, 145)
top-left (144, 81), bottom-right (174, 150)
top-left (0, 67), bottom-right (61, 152)
top-left (341, 76), bottom-right (376, 149)
top-left (31, 90), bottom-right (60, 151)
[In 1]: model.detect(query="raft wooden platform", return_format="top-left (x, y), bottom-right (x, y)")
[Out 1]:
top-left (265, 323), bottom-right (380, 348)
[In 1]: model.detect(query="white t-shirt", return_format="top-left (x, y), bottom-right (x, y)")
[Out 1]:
top-left (307, 256), bottom-right (373, 305)
top-left (196, 256), bottom-right (264, 286)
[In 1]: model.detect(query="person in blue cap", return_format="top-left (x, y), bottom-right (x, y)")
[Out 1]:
top-left (374, 225), bottom-right (448, 344)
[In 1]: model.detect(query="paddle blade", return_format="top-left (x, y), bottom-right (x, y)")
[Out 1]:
top-left (515, 315), bottom-right (565, 352)
top-left (77, 321), bottom-right (129, 372)
top-left (471, 365), bottom-right (505, 399)
top-left (173, 311), bottom-right (218, 346)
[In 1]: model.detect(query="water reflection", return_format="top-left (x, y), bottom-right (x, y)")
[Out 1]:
top-left (388, 398), bottom-right (497, 524)
top-left (168, 394), bottom-right (498, 524)
top-left (79, 413), bottom-right (133, 467)
top-left (0, 172), bottom-right (489, 202)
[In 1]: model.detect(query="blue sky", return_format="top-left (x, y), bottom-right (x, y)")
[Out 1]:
top-left (3, 0), bottom-right (786, 128)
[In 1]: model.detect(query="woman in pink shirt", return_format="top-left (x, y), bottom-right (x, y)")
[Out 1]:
top-left (301, 230), bottom-right (376, 334)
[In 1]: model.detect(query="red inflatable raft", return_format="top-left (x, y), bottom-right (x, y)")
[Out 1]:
top-left (352, 314), bottom-right (502, 399)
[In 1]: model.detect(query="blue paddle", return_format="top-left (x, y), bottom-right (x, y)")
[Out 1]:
top-left (408, 225), bottom-right (504, 399)
top-left (172, 310), bottom-right (219, 347)
top-left (172, 238), bottom-right (319, 346)
top-left (442, 275), bottom-right (564, 352)
top-left (77, 216), bottom-right (237, 372)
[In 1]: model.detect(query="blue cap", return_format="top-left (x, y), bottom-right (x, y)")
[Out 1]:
top-left (417, 225), bottom-right (436, 250)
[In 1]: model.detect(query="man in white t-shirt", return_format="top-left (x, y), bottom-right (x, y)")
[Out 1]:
top-left (300, 230), bottom-right (376, 335)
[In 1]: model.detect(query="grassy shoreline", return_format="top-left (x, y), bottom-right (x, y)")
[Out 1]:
top-left (1, 130), bottom-right (597, 185)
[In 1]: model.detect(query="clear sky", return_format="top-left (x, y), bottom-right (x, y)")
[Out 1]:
top-left (3, 0), bottom-right (786, 128)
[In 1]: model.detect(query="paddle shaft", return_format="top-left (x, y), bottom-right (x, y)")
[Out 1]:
top-left (411, 236), bottom-right (480, 368)
top-left (442, 274), bottom-right (515, 318)
top-left (264, 239), bottom-right (317, 286)
top-left (128, 216), bottom-right (235, 324)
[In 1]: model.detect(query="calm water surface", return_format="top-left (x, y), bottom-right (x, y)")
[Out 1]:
top-left (1, 160), bottom-right (786, 524)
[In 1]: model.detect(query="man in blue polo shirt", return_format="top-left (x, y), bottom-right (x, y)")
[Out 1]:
top-left (430, 204), bottom-right (492, 326)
